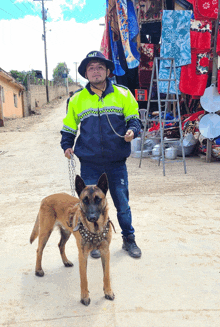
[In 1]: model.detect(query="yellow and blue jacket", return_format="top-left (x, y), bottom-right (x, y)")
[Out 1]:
top-left (60, 79), bottom-right (141, 165)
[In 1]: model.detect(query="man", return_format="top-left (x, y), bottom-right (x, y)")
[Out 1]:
top-left (60, 51), bottom-right (142, 259)
top-left (66, 91), bottom-right (74, 113)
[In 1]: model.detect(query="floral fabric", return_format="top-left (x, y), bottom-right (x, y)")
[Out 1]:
top-left (179, 50), bottom-right (209, 96)
top-left (138, 0), bottom-right (165, 23)
top-left (190, 19), bottom-right (212, 51)
top-left (138, 44), bottom-right (157, 88)
top-left (196, 52), bottom-right (209, 74)
top-left (192, 0), bottom-right (218, 21)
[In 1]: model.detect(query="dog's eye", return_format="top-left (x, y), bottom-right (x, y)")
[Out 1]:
top-left (94, 196), bottom-right (101, 204)
top-left (83, 196), bottom-right (89, 205)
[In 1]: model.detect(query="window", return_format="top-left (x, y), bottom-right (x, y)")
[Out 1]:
top-left (14, 94), bottom-right (18, 107)
top-left (0, 87), bottom-right (5, 103)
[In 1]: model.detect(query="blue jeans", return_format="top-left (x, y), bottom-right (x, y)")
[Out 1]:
top-left (80, 161), bottom-right (135, 237)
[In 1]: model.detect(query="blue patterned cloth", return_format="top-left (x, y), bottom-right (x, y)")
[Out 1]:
top-left (159, 10), bottom-right (191, 94)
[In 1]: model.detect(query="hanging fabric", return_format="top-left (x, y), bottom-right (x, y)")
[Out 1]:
top-left (107, 0), bottom-right (126, 76)
top-left (179, 50), bottom-right (209, 96)
top-left (100, 11), bottom-right (112, 61)
top-left (158, 10), bottom-right (192, 94)
top-left (191, 0), bottom-right (218, 21)
top-left (138, 43), bottom-right (159, 88)
top-left (190, 19), bottom-right (212, 51)
top-left (115, 0), bottom-right (140, 69)
top-left (138, 0), bottom-right (165, 23)
top-left (108, 0), bottom-right (120, 42)
top-left (179, 18), bottom-right (211, 96)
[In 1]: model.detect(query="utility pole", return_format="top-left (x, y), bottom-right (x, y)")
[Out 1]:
top-left (63, 68), bottom-right (69, 95)
top-left (33, 0), bottom-right (52, 103)
top-left (74, 62), bottom-right (78, 84)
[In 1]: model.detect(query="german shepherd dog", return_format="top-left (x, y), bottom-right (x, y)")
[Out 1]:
top-left (30, 173), bottom-right (115, 306)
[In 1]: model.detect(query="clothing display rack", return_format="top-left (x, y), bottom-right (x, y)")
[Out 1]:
top-left (139, 57), bottom-right (187, 176)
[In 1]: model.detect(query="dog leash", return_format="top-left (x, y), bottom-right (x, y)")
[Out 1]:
top-left (68, 153), bottom-right (76, 196)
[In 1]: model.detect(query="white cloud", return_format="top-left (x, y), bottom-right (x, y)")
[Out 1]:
top-left (0, 15), bottom-right (105, 86)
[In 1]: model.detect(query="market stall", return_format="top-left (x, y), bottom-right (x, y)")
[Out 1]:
top-left (100, 0), bottom-right (220, 162)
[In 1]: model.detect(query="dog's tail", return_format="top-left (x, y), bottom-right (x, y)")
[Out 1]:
top-left (30, 214), bottom-right (39, 244)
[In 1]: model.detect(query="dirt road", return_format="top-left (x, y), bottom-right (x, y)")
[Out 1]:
top-left (1, 98), bottom-right (220, 326)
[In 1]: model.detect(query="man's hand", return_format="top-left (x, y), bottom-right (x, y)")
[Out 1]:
top-left (64, 148), bottom-right (74, 159)
top-left (124, 129), bottom-right (134, 142)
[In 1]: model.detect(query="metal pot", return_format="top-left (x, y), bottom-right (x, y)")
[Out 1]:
top-left (165, 147), bottom-right (177, 160)
top-left (152, 144), bottom-right (161, 157)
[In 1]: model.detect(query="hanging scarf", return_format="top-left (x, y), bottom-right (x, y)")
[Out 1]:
top-left (107, 0), bottom-right (126, 76)
top-left (107, 0), bottom-right (120, 42)
top-left (159, 10), bottom-right (192, 94)
top-left (116, 0), bottom-right (140, 69)
top-left (100, 13), bottom-right (112, 61)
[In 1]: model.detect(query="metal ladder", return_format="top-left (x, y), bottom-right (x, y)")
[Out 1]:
top-left (139, 57), bottom-right (187, 176)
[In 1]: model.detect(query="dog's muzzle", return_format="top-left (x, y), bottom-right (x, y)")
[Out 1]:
top-left (87, 214), bottom-right (99, 223)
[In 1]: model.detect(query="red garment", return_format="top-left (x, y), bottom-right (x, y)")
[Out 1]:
top-left (181, 110), bottom-right (205, 128)
top-left (100, 14), bottom-right (112, 61)
top-left (217, 24), bottom-right (220, 55)
top-left (180, 50), bottom-right (209, 96)
top-left (190, 19), bottom-right (212, 51)
top-left (138, 44), bottom-right (154, 88)
top-left (138, 44), bottom-right (159, 88)
top-left (192, 0), bottom-right (218, 21)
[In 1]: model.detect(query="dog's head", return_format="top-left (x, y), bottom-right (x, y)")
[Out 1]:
top-left (75, 173), bottom-right (108, 223)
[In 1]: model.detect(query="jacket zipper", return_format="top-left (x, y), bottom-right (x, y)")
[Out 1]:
top-left (98, 96), bottom-right (104, 157)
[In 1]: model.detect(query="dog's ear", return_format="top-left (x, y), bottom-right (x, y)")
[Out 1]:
top-left (97, 173), bottom-right (108, 195)
top-left (75, 175), bottom-right (86, 197)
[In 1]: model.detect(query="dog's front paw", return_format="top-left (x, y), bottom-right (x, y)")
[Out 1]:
top-left (80, 297), bottom-right (91, 306)
top-left (35, 269), bottom-right (44, 277)
top-left (105, 292), bottom-right (115, 301)
top-left (64, 260), bottom-right (73, 267)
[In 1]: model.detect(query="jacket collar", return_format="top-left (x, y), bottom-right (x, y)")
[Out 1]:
top-left (86, 78), bottom-right (114, 98)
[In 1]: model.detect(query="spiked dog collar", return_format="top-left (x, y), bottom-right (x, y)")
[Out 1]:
top-left (73, 218), bottom-right (116, 247)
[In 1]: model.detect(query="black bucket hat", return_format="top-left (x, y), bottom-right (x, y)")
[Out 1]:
top-left (78, 51), bottom-right (115, 78)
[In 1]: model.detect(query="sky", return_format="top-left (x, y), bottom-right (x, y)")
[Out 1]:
top-left (0, 0), bottom-right (106, 85)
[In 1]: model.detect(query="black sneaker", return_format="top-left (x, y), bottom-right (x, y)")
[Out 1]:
top-left (122, 234), bottom-right (142, 258)
top-left (90, 249), bottom-right (101, 259)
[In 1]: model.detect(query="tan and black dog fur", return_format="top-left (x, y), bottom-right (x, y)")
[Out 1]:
top-left (30, 173), bottom-right (114, 306)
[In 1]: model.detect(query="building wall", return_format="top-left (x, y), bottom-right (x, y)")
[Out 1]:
top-left (23, 82), bottom-right (80, 116)
top-left (0, 76), bottom-right (24, 118)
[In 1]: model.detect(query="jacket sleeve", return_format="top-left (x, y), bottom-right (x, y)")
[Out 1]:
top-left (127, 118), bottom-right (142, 138)
top-left (122, 88), bottom-right (142, 138)
top-left (60, 131), bottom-right (76, 152)
top-left (60, 95), bottom-right (80, 151)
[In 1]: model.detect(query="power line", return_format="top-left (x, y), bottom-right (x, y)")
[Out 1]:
top-left (9, 0), bottom-right (24, 13)
top-left (21, 2), bottom-right (29, 10)
top-left (0, 7), bottom-right (15, 18)
top-left (27, 0), bottom-right (37, 11)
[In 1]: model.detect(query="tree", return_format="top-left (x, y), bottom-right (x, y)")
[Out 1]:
top-left (10, 70), bottom-right (36, 88)
top-left (52, 62), bottom-right (70, 84)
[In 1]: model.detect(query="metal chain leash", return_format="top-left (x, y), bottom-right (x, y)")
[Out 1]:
top-left (68, 154), bottom-right (76, 196)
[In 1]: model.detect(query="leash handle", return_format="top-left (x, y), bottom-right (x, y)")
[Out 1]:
top-left (68, 154), bottom-right (76, 196)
